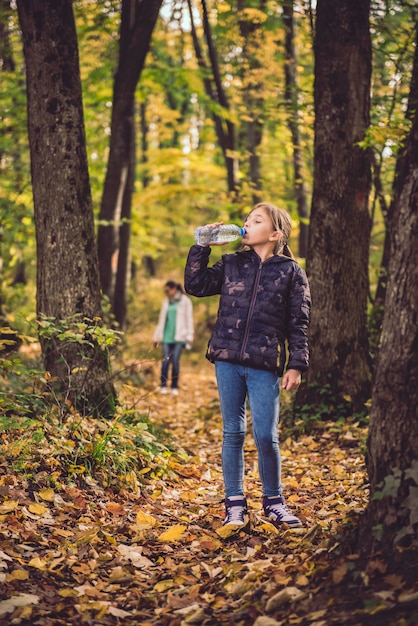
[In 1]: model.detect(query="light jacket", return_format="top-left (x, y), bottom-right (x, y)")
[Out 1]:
top-left (153, 293), bottom-right (194, 344)
top-left (184, 245), bottom-right (311, 375)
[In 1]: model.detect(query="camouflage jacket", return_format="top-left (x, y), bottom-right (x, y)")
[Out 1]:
top-left (184, 245), bottom-right (311, 376)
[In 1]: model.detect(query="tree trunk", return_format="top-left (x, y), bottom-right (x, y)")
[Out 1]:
top-left (363, 26), bottom-right (418, 552)
top-left (187, 0), bottom-right (239, 195)
top-left (282, 0), bottom-right (310, 258)
top-left (237, 0), bottom-right (266, 204)
top-left (369, 24), bottom-right (418, 363)
top-left (201, 0), bottom-right (239, 195)
top-left (97, 0), bottom-right (163, 304)
top-left (17, 0), bottom-right (116, 417)
top-left (113, 113), bottom-right (135, 329)
top-left (295, 0), bottom-right (372, 414)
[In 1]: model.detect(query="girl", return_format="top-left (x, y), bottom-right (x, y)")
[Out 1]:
top-left (153, 281), bottom-right (194, 395)
top-left (184, 203), bottom-right (311, 532)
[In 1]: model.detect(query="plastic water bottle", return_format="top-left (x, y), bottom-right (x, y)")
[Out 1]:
top-left (194, 224), bottom-right (246, 245)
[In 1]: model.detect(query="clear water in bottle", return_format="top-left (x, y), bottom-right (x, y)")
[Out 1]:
top-left (194, 224), bottom-right (246, 245)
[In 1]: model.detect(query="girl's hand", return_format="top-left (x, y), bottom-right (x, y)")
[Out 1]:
top-left (197, 221), bottom-right (229, 246)
top-left (282, 369), bottom-right (301, 391)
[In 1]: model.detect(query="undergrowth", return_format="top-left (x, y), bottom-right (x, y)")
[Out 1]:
top-left (0, 327), bottom-right (179, 493)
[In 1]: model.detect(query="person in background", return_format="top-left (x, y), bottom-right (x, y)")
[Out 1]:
top-left (153, 281), bottom-right (194, 395)
top-left (184, 203), bottom-right (311, 534)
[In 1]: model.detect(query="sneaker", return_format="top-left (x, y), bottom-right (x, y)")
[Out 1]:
top-left (159, 387), bottom-right (168, 394)
top-left (223, 497), bottom-right (250, 530)
top-left (262, 496), bottom-right (302, 529)
top-left (171, 388), bottom-right (179, 396)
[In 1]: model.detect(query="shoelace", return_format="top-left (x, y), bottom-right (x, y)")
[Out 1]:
top-left (267, 502), bottom-right (290, 519)
top-left (265, 500), bottom-right (301, 526)
top-left (225, 504), bottom-right (246, 524)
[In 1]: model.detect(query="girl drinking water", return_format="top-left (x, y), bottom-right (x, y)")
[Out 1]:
top-left (184, 203), bottom-right (311, 533)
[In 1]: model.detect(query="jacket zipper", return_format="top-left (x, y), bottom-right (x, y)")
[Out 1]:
top-left (239, 260), bottom-right (263, 361)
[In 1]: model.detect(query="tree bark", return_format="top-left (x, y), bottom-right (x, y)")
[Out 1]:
top-left (363, 25), bottom-right (418, 551)
top-left (17, 0), bottom-right (116, 416)
top-left (296, 0), bottom-right (373, 413)
top-left (97, 0), bottom-right (163, 308)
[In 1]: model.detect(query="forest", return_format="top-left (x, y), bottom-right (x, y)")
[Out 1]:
top-left (0, 0), bottom-right (417, 624)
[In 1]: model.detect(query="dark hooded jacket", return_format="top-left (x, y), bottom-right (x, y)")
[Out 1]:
top-left (184, 245), bottom-right (311, 376)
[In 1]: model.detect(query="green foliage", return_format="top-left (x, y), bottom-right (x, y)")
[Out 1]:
top-left (0, 407), bottom-right (176, 490)
top-left (0, 326), bottom-right (176, 489)
top-left (37, 313), bottom-right (122, 353)
top-left (283, 378), bottom-right (368, 436)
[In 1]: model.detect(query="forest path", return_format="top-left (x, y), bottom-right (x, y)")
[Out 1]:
top-left (1, 363), bottom-right (377, 625)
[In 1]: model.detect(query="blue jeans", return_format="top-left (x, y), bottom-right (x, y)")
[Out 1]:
top-left (161, 343), bottom-right (184, 389)
top-left (215, 361), bottom-right (282, 498)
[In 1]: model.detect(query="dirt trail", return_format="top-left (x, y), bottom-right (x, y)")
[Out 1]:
top-left (0, 361), bottom-right (371, 625)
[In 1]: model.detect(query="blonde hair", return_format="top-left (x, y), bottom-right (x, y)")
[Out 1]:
top-left (248, 203), bottom-right (294, 257)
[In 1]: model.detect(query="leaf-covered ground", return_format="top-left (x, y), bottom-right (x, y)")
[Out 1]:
top-left (1, 362), bottom-right (417, 625)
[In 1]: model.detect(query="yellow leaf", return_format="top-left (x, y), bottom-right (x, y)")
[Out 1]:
top-left (54, 529), bottom-right (75, 538)
top-left (216, 523), bottom-right (250, 539)
top-left (28, 557), bottom-right (47, 570)
top-left (136, 510), bottom-right (157, 528)
top-left (180, 490), bottom-right (198, 502)
top-left (157, 525), bottom-right (187, 542)
top-left (0, 500), bottom-right (19, 514)
top-left (7, 569), bottom-right (29, 581)
top-left (101, 530), bottom-right (117, 545)
top-left (39, 488), bottom-right (55, 503)
top-left (68, 465), bottom-right (86, 474)
top-left (58, 589), bottom-right (79, 598)
top-left (258, 522), bottom-right (279, 535)
top-left (295, 574), bottom-right (310, 586)
top-left (154, 579), bottom-right (176, 592)
top-left (28, 503), bottom-right (48, 516)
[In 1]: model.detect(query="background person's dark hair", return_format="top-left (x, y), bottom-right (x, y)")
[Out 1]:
top-left (165, 280), bottom-right (183, 293)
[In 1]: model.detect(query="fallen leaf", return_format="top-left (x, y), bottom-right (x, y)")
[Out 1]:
top-left (7, 569), bottom-right (29, 581)
top-left (28, 557), bottom-right (47, 570)
top-left (0, 500), bottom-right (19, 514)
top-left (157, 524), bottom-right (187, 542)
top-left (106, 502), bottom-right (125, 515)
top-left (0, 594), bottom-right (39, 616)
top-left (28, 502), bottom-right (48, 515)
top-left (136, 510), bottom-right (157, 528)
top-left (332, 562), bottom-right (348, 584)
top-left (117, 544), bottom-right (154, 568)
top-left (39, 488), bottom-right (55, 503)
top-left (266, 587), bottom-right (307, 612)
top-left (216, 523), bottom-right (247, 539)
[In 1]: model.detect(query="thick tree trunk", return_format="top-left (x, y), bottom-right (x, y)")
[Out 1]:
top-left (369, 27), bottom-right (418, 362)
top-left (363, 27), bottom-right (418, 551)
top-left (17, 0), bottom-right (116, 416)
top-left (97, 0), bottom-right (163, 303)
top-left (283, 0), bottom-right (309, 258)
top-left (296, 0), bottom-right (373, 414)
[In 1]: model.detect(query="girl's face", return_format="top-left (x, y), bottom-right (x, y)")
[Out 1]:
top-left (243, 208), bottom-right (281, 248)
